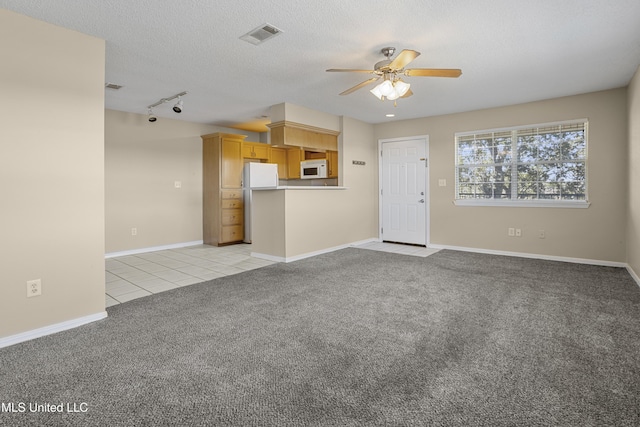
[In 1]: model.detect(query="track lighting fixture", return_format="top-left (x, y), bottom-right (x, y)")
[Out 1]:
top-left (146, 91), bottom-right (187, 122)
top-left (173, 97), bottom-right (183, 113)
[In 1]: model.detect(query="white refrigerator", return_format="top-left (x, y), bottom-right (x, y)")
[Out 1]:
top-left (243, 162), bottom-right (278, 243)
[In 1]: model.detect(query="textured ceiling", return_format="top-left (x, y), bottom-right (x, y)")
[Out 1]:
top-left (2, 0), bottom-right (640, 129)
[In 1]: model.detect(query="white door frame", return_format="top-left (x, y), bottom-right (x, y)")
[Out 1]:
top-left (378, 135), bottom-right (430, 246)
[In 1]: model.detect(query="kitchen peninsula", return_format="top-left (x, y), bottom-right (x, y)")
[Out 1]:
top-left (250, 186), bottom-right (359, 262)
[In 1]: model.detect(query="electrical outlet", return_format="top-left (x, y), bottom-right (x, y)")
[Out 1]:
top-left (516, 228), bottom-right (522, 237)
top-left (27, 279), bottom-right (41, 298)
top-left (174, 181), bottom-right (182, 189)
top-left (438, 179), bottom-right (447, 187)
top-left (508, 227), bottom-right (515, 237)
top-left (131, 227), bottom-right (137, 236)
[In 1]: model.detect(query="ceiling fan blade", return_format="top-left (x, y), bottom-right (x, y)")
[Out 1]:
top-left (388, 49), bottom-right (420, 70)
top-left (404, 68), bottom-right (462, 78)
top-left (400, 89), bottom-right (413, 98)
top-left (326, 68), bottom-right (376, 73)
top-left (339, 77), bottom-right (380, 95)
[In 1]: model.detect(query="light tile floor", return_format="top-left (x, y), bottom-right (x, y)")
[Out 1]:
top-left (105, 244), bottom-right (275, 307)
top-left (355, 241), bottom-right (441, 257)
top-left (105, 241), bottom-right (439, 307)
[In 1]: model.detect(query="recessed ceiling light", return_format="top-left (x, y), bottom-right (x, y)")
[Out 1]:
top-left (385, 114), bottom-right (395, 118)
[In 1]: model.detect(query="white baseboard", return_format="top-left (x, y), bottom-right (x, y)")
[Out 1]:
top-left (428, 244), bottom-right (628, 268)
top-left (252, 238), bottom-right (378, 263)
top-left (350, 238), bottom-right (379, 246)
top-left (0, 311), bottom-right (108, 349)
top-left (626, 265), bottom-right (640, 288)
top-left (105, 240), bottom-right (204, 259)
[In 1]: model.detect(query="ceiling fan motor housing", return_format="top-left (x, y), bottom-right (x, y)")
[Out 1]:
top-left (374, 60), bottom-right (392, 72)
top-left (381, 47), bottom-right (395, 58)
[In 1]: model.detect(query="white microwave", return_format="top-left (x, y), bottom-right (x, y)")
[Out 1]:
top-left (300, 159), bottom-right (328, 179)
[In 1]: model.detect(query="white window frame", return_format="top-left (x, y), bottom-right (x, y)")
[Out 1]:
top-left (454, 119), bottom-right (590, 208)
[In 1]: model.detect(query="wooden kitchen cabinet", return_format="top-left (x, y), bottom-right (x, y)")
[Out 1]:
top-left (287, 148), bottom-right (303, 179)
top-left (202, 133), bottom-right (246, 246)
top-left (242, 141), bottom-right (270, 160)
top-left (327, 150), bottom-right (338, 178)
top-left (267, 121), bottom-right (340, 151)
top-left (269, 147), bottom-right (288, 179)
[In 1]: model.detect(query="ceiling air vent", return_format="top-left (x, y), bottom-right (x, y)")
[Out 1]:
top-left (240, 23), bottom-right (283, 45)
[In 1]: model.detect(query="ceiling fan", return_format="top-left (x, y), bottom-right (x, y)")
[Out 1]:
top-left (326, 47), bottom-right (461, 103)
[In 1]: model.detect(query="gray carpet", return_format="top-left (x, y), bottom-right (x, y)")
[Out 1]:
top-left (1, 248), bottom-right (639, 426)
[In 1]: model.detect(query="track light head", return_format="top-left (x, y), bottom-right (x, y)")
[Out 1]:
top-left (147, 91), bottom-right (186, 118)
top-left (173, 98), bottom-right (183, 113)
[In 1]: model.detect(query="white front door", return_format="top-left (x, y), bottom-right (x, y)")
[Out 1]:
top-left (381, 138), bottom-right (427, 246)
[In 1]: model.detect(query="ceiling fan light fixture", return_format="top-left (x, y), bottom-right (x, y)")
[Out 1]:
top-left (386, 90), bottom-right (400, 101)
top-left (370, 85), bottom-right (384, 100)
top-left (327, 46), bottom-right (461, 105)
top-left (394, 79), bottom-right (411, 97)
top-left (379, 80), bottom-right (395, 97)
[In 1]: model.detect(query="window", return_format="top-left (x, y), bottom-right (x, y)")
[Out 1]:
top-left (454, 119), bottom-right (589, 208)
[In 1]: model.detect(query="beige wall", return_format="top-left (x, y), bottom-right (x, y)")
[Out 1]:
top-left (374, 89), bottom-right (628, 263)
top-left (628, 67), bottom-right (640, 276)
top-left (340, 116), bottom-right (378, 230)
top-left (0, 10), bottom-right (106, 338)
top-left (105, 110), bottom-right (260, 254)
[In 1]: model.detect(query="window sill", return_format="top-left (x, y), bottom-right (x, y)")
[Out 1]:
top-left (454, 199), bottom-right (590, 208)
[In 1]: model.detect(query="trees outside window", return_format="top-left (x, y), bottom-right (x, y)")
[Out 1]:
top-left (455, 120), bottom-right (587, 206)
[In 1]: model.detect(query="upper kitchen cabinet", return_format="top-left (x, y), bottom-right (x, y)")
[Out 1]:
top-left (268, 121), bottom-right (339, 151)
top-left (286, 148), bottom-right (303, 179)
top-left (327, 150), bottom-right (338, 178)
top-left (243, 141), bottom-right (270, 160)
top-left (269, 147), bottom-right (288, 179)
